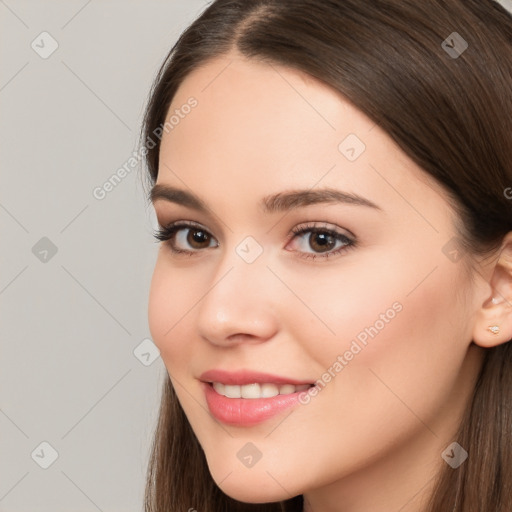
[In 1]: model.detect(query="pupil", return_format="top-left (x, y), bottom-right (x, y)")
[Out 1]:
top-left (191, 229), bottom-right (208, 246)
top-left (312, 232), bottom-right (334, 252)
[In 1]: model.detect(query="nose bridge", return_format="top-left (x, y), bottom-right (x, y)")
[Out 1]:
top-left (195, 238), bottom-right (278, 345)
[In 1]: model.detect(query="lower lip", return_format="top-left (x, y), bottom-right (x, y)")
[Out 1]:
top-left (202, 381), bottom-right (310, 426)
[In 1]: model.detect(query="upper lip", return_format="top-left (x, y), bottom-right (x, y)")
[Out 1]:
top-left (199, 369), bottom-right (314, 386)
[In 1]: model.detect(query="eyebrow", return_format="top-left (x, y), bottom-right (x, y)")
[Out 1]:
top-left (149, 184), bottom-right (382, 213)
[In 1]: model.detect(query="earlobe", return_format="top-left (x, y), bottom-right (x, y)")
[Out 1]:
top-left (487, 324), bottom-right (500, 335)
top-left (472, 232), bottom-right (512, 349)
top-left (473, 296), bottom-right (512, 348)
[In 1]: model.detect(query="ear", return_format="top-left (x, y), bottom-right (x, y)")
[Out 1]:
top-left (473, 231), bottom-right (512, 348)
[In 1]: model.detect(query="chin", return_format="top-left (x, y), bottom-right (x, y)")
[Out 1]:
top-left (219, 485), bottom-right (289, 504)
top-left (212, 470), bottom-right (297, 504)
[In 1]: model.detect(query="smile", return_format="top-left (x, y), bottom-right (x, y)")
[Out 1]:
top-left (202, 381), bottom-right (316, 426)
top-left (211, 381), bottom-right (312, 399)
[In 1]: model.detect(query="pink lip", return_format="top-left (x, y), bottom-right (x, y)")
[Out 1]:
top-left (199, 369), bottom-right (316, 426)
top-left (199, 368), bottom-right (314, 386)
top-left (202, 381), bottom-right (311, 426)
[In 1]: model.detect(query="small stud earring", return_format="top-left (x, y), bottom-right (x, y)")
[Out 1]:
top-left (488, 325), bottom-right (500, 335)
top-left (491, 297), bottom-right (504, 305)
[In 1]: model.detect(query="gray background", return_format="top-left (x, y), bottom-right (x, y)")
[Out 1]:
top-left (1, 1), bottom-right (207, 511)
top-left (1, 1), bottom-right (511, 511)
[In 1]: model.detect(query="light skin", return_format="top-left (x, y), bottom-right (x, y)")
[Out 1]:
top-left (148, 51), bottom-right (512, 512)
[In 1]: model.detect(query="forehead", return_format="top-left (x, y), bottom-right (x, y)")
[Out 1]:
top-left (157, 52), bottom-right (452, 224)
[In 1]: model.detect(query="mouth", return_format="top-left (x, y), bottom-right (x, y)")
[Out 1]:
top-left (202, 380), bottom-right (317, 426)
top-left (206, 381), bottom-right (315, 399)
top-left (198, 369), bottom-right (317, 419)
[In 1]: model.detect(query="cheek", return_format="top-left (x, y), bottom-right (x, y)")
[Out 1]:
top-left (291, 247), bottom-right (467, 422)
top-left (279, 251), bottom-right (410, 369)
top-left (147, 258), bottom-right (193, 369)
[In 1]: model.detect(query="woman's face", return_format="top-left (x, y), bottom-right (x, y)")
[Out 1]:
top-left (148, 52), bottom-right (488, 510)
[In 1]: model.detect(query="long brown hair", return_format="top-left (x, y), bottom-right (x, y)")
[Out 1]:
top-left (140, 1), bottom-right (512, 510)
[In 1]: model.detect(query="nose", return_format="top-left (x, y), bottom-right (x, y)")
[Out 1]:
top-left (195, 252), bottom-right (280, 348)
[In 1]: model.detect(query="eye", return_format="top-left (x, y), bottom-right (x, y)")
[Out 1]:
top-left (152, 220), bottom-right (356, 260)
top-left (287, 222), bottom-right (355, 260)
top-left (153, 221), bottom-right (217, 255)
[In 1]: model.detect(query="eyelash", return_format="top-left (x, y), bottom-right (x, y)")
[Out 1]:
top-left (152, 221), bottom-right (356, 261)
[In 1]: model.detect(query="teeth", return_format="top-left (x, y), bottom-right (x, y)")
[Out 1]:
top-left (211, 382), bottom-right (311, 399)
top-left (261, 383), bottom-right (280, 398)
top-left (223, 384), bottom-right (241, 398)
